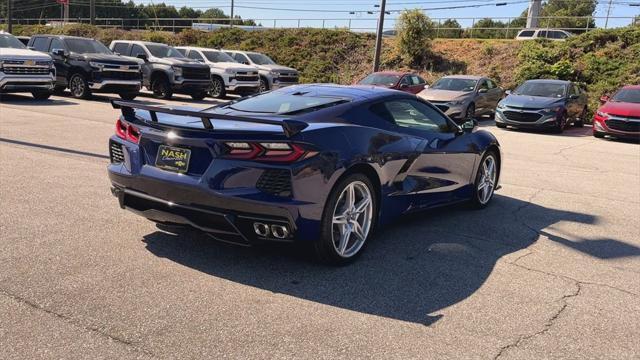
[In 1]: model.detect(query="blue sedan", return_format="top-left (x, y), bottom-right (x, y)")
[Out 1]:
top-left (108, 84), bottom-right (502, 264)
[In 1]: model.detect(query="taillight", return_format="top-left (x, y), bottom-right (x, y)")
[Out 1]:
top-left (115, 118), bottom-right (140, 144)
top-left (224, 142), bottom-right (314, 163)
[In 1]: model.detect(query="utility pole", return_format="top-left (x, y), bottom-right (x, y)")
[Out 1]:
top-left (604, 0), bottom-right (613, 29)
top-left (64, 0), bottom-right (70, 25)
top-left (90, 0), bottom-right (95, 25)
top-left (526, 0), bottom-right (542, 28)
top-left (372, 0), bottom-right (386, 72)
top-left (6, 0), bottom-right (12, 33)
top-left (230, 0), bottom-right (234, 27)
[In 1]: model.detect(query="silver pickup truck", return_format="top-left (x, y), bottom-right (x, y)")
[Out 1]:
top-left (0, 32), bottom-right (55, 99)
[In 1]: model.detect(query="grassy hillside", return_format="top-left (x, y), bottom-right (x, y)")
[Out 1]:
top-left (10, 24), bottom-right (640, 117)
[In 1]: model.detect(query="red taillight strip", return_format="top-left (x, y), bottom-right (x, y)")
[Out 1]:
top-left (223, 142), bottom-right (310, 163)
top-left (115, 118), bottom-right (140, 144)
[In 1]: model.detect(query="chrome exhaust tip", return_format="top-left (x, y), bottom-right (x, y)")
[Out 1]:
top-left (271, 225), bottom-right (289, 239)
top-left (253, 222), bottom-right (270, 237)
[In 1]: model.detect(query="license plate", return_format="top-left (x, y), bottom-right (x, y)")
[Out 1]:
top-left (155, 145), bottom-right (191, 173)
top-left (120, 65), bottom-right (129, 70)
top-left (24, 60), bottom-right (35, 66)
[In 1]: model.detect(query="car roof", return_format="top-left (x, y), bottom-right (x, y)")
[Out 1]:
top-left (33, 35), bottom-right (92, 40)
top-left (276, 84), bottom-right (404, 101)
top-left (441, 75), bottom-right (484, 80)
top-left (370, 71), bottom-right (412, 76)
top-left (524, 79), bottom-right (571, 85)
top-left (112, 40), bottom-right (167, 46)
top-left (222, 49), bottom-right (259, 55)
top-left (622, 85), bottom-right (640, 90)
top-left (175, 46), bottom-right (220, 52)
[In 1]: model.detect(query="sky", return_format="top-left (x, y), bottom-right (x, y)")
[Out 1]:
top-left (129, 0), bottom-right (638, 30)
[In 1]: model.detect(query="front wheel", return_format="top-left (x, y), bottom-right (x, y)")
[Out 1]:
top-left (554, 113), bottom-right (567, 134)
top-left (314, 174), bottom-right (377, 265)
top-left (69, 73), bottom-right (91, 99)
top-left (465, 103), bottom-right (475, 121)
top-left (208, 77), bottom-right (226, 99)
top-left (574, 107), bottom-right (586, 127)
top-left (496, 122), bottom-right (507, 129)
top-left (259, 77), bottom-right (268, 93)
top-left (471, 151), bottom-right (499, 208)
top-left (593, 131), bottom-right (605, 139)
top-left (151, 77), bottom-right (173, 99)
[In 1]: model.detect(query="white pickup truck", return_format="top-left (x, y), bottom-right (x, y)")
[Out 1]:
top-left (0, 32), bottom-right (55, 99)
top-left (176, 46), bottom-right (260, 99)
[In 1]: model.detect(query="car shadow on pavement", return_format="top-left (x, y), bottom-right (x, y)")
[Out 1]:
top-left (0, 93), bottom-right (77, 106)
top-left (141, 194), bottom-right (639, 326)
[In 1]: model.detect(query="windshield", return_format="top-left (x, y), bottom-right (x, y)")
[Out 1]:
top-left (514, 82), bottom-right (566, 98)
top-left (64, 38), bottom-right (112, 54)
top-left (611, 88), bottom-right (640, 104)
top-left (203, 50), bottom-right (235, 63)
top-left (146, 44), bottom-right (185, 58)
top-left (0, 34), bottom-right (26, 49)
top-left (431, 78), bottom-right (477, 92)
top-left (359, 74), bottom-right (401, 87)
top-left (247, 53), bottom-right (275, 65)
top-left (222, 92), bottom-right (350, 114)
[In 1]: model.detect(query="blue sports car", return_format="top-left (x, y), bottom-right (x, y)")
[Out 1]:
top-left (108, 84), bottom-right (501, 264)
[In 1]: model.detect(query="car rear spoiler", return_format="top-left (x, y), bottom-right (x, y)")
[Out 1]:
top-left (111, 100), bottom-right (309, 138)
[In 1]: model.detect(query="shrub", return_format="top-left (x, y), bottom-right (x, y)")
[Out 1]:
top-left (395, 9), bottom-right (434, 67)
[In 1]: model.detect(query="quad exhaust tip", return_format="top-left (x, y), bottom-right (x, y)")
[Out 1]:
top-left (253, 222), bottom-right (290, 239)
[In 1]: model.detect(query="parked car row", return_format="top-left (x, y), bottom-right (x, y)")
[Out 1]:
top-left (0, 31), bottom-right (299, 101)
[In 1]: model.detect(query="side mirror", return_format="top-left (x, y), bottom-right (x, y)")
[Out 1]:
top-left (399, 83), bottom-right (409, 89)
top-left (599, 95), bottom-right (609, 104)
top-left (28, 46), bottom-right (36, 51)
top-left (136, 53), bottom-right (148, 62)
top-left (52, 48), bottom-right (67, 57)
top-left (461, 119), bottom-right (477, 133)
top-left (505, 89), bottom-right (511, 95)
top-left (423, 84), bottom-right (430, 89)
top-left (478, 88), bottom-right (488, 94)
top-left (569, 94), bottom-right (579, 100)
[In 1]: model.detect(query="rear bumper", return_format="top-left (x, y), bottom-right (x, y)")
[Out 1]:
top-left (107, 137), bottom-right (328, 244)
top-left (0, 75), bottom-right (55, 93)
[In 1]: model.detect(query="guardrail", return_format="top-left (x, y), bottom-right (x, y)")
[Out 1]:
top-left (2, 16), bottom-right (637, 38)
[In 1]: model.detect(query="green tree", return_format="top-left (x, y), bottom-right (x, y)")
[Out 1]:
top-left (437, 19), bottom-right (462, 38)
top-left (395, 9), bottom-right (434, 67)
top-left (509, 0), bottom-right (597, 33)
top-left (178, 7), bottom-right (202, 19)
top-left (467, 18), bottom-right (508, 39)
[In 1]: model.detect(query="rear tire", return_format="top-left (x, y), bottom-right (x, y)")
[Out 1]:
top-left (119, 93), bottom-right (137, 100)
top-left (496, 122), bottom-right (507, 129)
top-left (314, 173), bottom-right (377, 265)
top-left (151, 76), bottom-right (173, 99)
top-left (574, 107), bottom-right (586, 127)
top-left (191, 91), bottom-right (207, 101)
top-left (69, 73), bottom-right (91, 99)
top-left (32, 91), bottom-right (52, 100)
top-left (470, 150), bottom-right (499, 209)
top-left (593, 131), bottom-right (605, 139)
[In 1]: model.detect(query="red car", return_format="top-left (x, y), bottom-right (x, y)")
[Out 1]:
top-left (357, 71), bottom-right (427, 94)
top-left (593, 85), bottom-right (640, 140)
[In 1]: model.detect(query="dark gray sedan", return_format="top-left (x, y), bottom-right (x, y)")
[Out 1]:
top-left (417, 75), bottom-right (504, 123)
top-left (495, 79), bottom-right (588, 133)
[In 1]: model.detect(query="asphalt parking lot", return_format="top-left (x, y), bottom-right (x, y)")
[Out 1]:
top-left (1, 92), bottom-right (639, 359)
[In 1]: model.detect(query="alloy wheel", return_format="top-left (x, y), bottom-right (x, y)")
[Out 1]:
top-left (259, 78), bottom-right (267, 93)
top-left (331, 181), bottom-right (373, 258)
top-left (477, 155), bottom-right (497, 204)
top-left (210, 78), bottom-right (223, 98)
top-left (70, 74), bottom-right (86, 98)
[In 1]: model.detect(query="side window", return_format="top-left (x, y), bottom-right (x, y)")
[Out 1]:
top-left (234, 53), bottom-right (249, 64)
top-left (571, 85), bottom-right (580, 96)
top-left (187, 50), bottom-right (204, 61)
top-left (112, 42), bottom-right (128, 55)
top-left (415, 76), bottom-right (426, 85)
top-left (31, 37), bottom-right (51, 52)
top-left (399, 76), bottom-right (411, 85)
top-left (49, 38), bottom-right (64, 52)
top-left (538, 30), bottom-right (548, 38)
top-left (486, 80), bottom-right (496, 89)
top-left (130, 44), bottom-right (146, 58)
top-left (176, 48), bottom-right (186, 56)
top-left (557, 31), bottom-right (568, 39)
top-left (478, 80), bottom-right (490, 90)
top-left (518, 30), bottom-right (535, 38)
top-left (410, 75), bottom-right (423, 85)
top-left (375, 99), bottom-right (451, 133)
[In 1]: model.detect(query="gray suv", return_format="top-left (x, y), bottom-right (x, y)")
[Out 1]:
top-left (110, 40), bottom-right (211, 100)
top-left (417, 75), bottom-right (504, 123)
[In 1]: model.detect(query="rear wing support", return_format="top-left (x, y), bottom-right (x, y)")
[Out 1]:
top-left (111, 100), bottom-right (308, 137)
